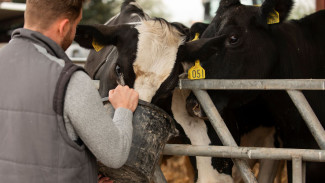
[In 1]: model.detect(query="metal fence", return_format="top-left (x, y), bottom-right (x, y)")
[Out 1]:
top-left (161, 79), bottom-right (325, 183)
top-left (71, 57), bottom-right (87, 67)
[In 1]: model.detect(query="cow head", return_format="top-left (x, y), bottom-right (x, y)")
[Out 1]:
top-left (199, 0), bottom-right (294, 79)
top-left (185, 0), bottom-right (294, 113)
top-left (74, 1), bottom-right (219, 109)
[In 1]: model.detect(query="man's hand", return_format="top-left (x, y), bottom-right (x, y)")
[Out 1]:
top-left (108, 85), bottom-right (139, 112)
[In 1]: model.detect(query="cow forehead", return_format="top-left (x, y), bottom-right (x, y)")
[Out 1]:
top-left (216, 5), bottom-right (259, 32)
top-left (132, 20), bottom-right (186, 102)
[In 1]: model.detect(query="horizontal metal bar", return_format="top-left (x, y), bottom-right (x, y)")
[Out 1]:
top-left (179, 79), bottom-right (325, 90)
top-left (163, 144), bottom-right (325, 162)
top-left (70, 57), bottom-right (87, 62)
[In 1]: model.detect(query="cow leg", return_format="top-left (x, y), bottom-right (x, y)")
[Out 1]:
top-left (172, 89), bottom-right (233, 183)
top-left (258, 160), bottom-right (280, 183)
top-left (256, 127), bottom-right (281, 183)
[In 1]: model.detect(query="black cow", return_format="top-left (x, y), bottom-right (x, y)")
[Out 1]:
top-left (186, 0), bottom-right (325, 182)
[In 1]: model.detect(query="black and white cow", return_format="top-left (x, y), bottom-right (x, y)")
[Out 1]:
top-left (74, 1), bottom-right (230, 182)
top-left (75, 0), bottom-right (194, 111)
top-left (185, 0), bottom-right (325, 182)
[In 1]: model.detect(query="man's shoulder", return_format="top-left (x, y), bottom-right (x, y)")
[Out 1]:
top-left (0, 38), bottom-right (31, 57)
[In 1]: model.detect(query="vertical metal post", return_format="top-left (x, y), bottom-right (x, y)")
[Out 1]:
top-left (302, 161), bottom-right (306, 183)
top-left (193, 89), bottom-right (258, 183)
top-left (287, 90), bottom-right (325, 149)
top-left (292, 156), bottom-right (303, 183)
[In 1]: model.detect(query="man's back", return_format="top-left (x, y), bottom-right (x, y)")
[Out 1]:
top-left (0, 28), bottom-right (97, 183)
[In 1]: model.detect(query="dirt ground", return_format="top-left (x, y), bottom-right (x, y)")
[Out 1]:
top-left (161, 156), bottom-right (288, 183)
top-left (161, 156), bottom-right (194, 183)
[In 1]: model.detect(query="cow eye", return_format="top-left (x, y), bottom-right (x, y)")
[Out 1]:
top-left (229, 35), bottom-right (239, 44)
top-left (115, 64), bottom-right (122, 76)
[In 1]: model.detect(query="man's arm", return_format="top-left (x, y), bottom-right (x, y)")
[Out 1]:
top-left (64, 71), bottom-right (138, 168)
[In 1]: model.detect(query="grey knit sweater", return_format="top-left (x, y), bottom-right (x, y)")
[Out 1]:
top-left (63, 71), bottom-right (133, 168)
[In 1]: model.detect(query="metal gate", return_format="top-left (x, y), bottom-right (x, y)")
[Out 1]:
top-left (162, 79), bottom-right (325, 183)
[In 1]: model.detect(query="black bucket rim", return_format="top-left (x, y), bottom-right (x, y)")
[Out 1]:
top-left (137, 99), bottom-right (178, 137)
top-left (99, 99), bottom-right (179, 182)
top-left (103, 98), bottom-right (178, 136)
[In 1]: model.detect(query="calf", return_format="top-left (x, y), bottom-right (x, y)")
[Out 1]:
top-left (185, 0), bottom-right (325, 182)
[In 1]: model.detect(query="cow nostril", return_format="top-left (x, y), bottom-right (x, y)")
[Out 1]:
top-left (115, 64), bottom-right (122, 76)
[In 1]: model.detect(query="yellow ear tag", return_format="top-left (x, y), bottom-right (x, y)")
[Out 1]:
top-left (191, 33), bottom-right (200, 41)
top-left (188, 60), bottom-right (205, 80)
top-left (92, 39), bottom-right (104, 52)
top-left (267, 10), bottom-right (280, 24)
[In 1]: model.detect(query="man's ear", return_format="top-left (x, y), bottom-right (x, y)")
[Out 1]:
top-left (260, 0), bottom-right (294, 23)
top-left (58, 18), bottom-right (71, 39)
top-left (74, 24), bottom-right (136, 49)
top-left (178, 35), bottom-right (227, 63)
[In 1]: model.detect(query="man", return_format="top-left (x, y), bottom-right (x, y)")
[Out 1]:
top-left (0, 0), bottom-right (139, 183)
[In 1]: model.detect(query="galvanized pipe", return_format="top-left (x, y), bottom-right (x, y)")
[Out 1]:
top-left (192, 89), bottom-right (257, 183)
top-left (287, 90), bottom-right (325, 149)
top-left (192, 89), bottom-right (237, 146)
top-left (163, 144), bottom-right (325, 162)
top-left (292, 156), bottom-right (303, 183)
top-left (302, 161), bottom-right (306, 183)
top-left (179, 79), bottom-right (325, 90)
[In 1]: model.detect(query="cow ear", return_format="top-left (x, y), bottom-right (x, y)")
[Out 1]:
top-left (74, 24), bottom-right (134, 49)
top-left (260, 0), bottom-right (294, 24)
top-left (189, 22), bottom-right (209, 40)
top-left (179, 35), bottom-right (227, 63)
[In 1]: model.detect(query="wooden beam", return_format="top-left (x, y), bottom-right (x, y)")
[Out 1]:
top-left (317, 0), bottom-right (325, 11)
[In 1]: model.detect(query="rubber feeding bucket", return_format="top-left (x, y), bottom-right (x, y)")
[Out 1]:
top-left (98, 99), bottom-right (178, 183)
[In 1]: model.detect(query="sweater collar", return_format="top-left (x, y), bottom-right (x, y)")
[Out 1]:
top-left (11, 28), bottom-right (71, 62)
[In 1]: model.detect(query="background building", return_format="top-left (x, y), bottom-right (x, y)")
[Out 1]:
top-left (0, 0), bottom-right (324, 54)
top-left (0, 1), bottom-right (25, 42)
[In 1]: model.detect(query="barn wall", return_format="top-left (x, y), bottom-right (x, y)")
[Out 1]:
top-left (317, 0), bottom-right (325, 10)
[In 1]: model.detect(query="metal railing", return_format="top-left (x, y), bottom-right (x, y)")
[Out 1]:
top-left (161, 79), bottom-right (325, 183)
top-left (71, 57), bottom-right (87, 67)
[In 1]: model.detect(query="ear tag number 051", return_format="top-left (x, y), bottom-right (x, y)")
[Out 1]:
top-left (92, 38), bottom-right (104, 52)
top-left (188, 60), bottom-right (205, 80)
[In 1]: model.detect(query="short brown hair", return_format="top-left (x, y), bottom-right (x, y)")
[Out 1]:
top-left (25, 0), bottom-right (86, 30)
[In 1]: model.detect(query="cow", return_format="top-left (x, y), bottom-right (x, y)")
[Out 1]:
top-left (184, 0), bottom-right (325, 182)
top-left (74, 0), bottom-right (281, 182)
top-left (74, 0), bottom-right (231, 182)
top-left (75, 0), bottom-right (194, 111)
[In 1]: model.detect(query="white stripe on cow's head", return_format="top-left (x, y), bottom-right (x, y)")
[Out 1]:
top-left (133, 20), bottom-right (186, 102)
